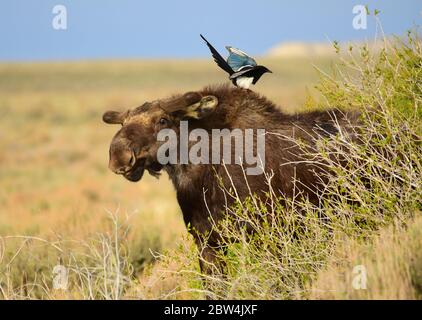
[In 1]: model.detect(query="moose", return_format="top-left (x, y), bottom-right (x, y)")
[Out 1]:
top-left (103, 85), bottom-right (356, 274)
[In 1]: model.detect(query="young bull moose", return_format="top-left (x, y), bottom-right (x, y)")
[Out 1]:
top-left (103, 85), bottom-right (356, 274)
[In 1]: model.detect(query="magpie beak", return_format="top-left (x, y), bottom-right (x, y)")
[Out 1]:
top-left (200, 34), bottom-right (272, 89)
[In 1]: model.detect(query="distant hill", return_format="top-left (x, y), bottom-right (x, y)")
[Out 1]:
top-left (266, 40), bottom-right (385, 58)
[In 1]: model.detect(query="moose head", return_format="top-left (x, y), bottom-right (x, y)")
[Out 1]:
top-left (102, 92), bottom-right (219, 182)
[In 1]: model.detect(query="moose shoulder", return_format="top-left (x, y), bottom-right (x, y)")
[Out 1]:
top-left (103, 85), bottom-right (358, 273)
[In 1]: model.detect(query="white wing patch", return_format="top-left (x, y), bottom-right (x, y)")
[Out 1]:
top-left (236, 77), bottom-right (254, 89)
top-left (226, 46), bottom-right (250, 57)
top-left (237, 65), bottom-right (254, 71)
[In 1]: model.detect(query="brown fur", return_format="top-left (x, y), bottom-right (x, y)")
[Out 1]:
top-left (103, 84), bottom-right (359, 273)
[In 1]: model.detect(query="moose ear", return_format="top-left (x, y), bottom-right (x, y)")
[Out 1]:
top-left (179, 95), bottom-right (218, 119)
top-left (102, 110), bottom-right (128, 124)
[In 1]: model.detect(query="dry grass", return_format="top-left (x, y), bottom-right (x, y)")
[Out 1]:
top-left (310, 215), bottom-right (422, 299)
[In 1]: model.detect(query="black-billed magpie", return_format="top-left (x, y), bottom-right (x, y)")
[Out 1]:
top-left (200, 34), bottom-right (272, 89)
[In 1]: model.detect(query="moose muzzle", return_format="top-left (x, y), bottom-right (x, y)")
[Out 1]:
top-left (108, 138), bottom-right (146, 182)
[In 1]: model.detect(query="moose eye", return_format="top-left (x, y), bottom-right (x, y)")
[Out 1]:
top-left (159, 118), bottom-right (168, 126)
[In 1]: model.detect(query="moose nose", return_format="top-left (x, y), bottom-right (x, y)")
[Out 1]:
top-left (108, 143), bottom-right (136, 175)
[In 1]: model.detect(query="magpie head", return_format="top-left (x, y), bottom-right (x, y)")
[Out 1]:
top-left (102, 92), bottom-right (219, 182)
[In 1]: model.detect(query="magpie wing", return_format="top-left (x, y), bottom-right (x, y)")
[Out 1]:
top-left (200, 34), bottom-right (234, 75)
top-left (228, 65), bottom-right (255, 79)
top-left (226, 46), bottom-right (257, 71)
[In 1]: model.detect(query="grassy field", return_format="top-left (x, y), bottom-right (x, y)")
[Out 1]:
top-left (0, 37), bottom-right (420, 299)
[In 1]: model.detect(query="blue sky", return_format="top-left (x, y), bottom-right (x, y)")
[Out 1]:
top-left (0, 0), bottom-right (421, 61)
